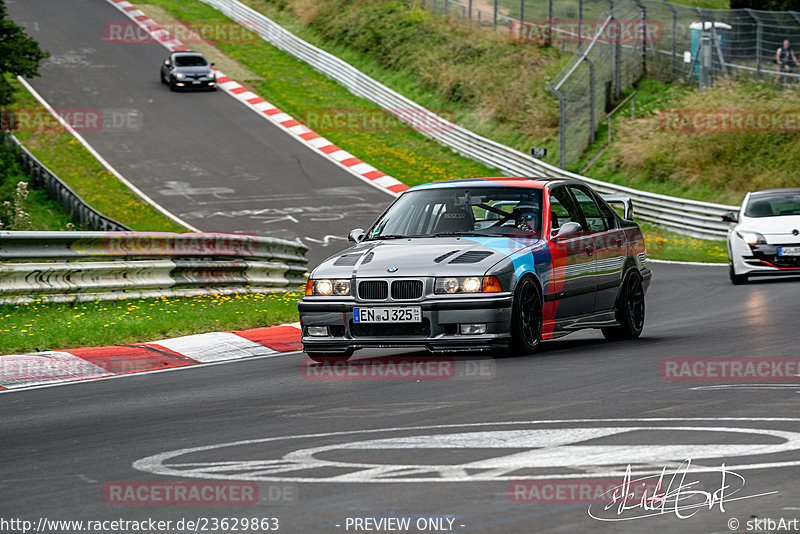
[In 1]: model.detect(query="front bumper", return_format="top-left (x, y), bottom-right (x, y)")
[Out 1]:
top-left (172, 78), bottom-right (216, 89)
top-left (299, 295), bottom-right (514, 353)
top-left (731, 238), bottom-right (800, 276)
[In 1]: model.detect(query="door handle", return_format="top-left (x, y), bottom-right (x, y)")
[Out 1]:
top-left (584, 246), bottom-right (594, 256)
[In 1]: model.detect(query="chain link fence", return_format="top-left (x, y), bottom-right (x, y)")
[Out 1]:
top-left (419, 0), bottom-right (800, 168)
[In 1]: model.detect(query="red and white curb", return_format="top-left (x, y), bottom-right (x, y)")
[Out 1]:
top-left (0, 323), bottom-right (301, 391)
top-left (106, 0), bottom-right (409, 197)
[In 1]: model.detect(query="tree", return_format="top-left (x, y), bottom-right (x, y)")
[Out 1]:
top-left (0, 0), bottom-right (49, 108)
top-left (730, 0), bottom-right (800, 10)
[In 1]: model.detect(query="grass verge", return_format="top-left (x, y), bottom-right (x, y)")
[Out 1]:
top-left (6, 77), bottom-right (187, 232)
top-left (1, 142), bottom-right (77, 230)
top-left (0, 291), bottom-right (302, 355)
top-left (578, 78), bottom-right (800, 206)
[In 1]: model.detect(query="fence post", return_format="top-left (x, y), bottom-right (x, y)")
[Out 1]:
top-left (468, 0), bottom-right (473, 20)
top-left (585, 56), bottom-right (596, 144)
top-left (445, 0), bottom-right (449, 16)
top-left (494, 0), bottom-right (498, 29)
top-left (633, 0), bottom-right (647, 76)
top-left (745, 9), bottom-right (762, 81)
top-left (578, 0), bottom-right (583, 49)
top-left (520, 0), bottom-right (524, 32)
top-left (548, 0), bottom-right (554, 46)
top-left (548, 85), bottom-right (566, 169)
top-left (663, 0), bottom-right (677, 82)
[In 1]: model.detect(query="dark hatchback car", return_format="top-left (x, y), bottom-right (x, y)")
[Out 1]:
top-left (299, 178), bottom-right (652, 362)
top-left (160, 51), bottom-right (217, 91)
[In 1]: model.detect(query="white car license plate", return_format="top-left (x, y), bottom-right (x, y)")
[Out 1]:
top-left (354, 307), bottom-right (421, 323)
top-left (779, 246), bottom-right (800, 256)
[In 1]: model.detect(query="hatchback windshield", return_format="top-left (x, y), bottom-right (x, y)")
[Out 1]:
top-left (366, 187), bottom-right (544, 240)
top-left (745, 193), bottom-right (800, 218)
top-left (175, 55), bottom-right (208, 67)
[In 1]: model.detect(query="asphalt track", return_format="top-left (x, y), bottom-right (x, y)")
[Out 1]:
top-left (2, 263), bottom-right (800, 533)
top-left (6, 0), bottom-right (392, 268)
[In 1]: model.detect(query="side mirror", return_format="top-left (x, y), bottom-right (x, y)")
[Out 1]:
top-left (348, 228), bottom-right (366, 243)
top-left (210, 62), bottom-right (215, 66)
top-left (721, 211), bottom-right (739, 223)
top-left (164, 59), bottom-right (170, 65)
top-left (551, 221), bottom-right (583, 240)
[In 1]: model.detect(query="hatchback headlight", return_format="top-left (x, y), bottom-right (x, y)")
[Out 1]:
top-left (737, 230), bottom-right (766, 245)
top-left (175, 72), bottom-right (185, 79)
top-left (305, 279), bottom-right (351, 296)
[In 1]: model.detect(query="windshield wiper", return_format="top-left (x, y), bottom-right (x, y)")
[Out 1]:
top-left (431, 231), bottom-right (510, 237)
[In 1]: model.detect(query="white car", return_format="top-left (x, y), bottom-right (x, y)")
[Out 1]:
top-left (723, 188), bottom-right (800, 284)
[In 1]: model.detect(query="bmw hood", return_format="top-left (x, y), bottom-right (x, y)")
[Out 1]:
top-left (312, 237), bottom-right (541, 279)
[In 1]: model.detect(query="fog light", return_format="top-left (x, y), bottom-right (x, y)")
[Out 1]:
top-left (460, 323), bottom-right (487, 335)
top-left (307, 326), bottom-right (328, 337)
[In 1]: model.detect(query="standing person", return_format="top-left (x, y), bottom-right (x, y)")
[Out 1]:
top-left (776, 39), bottom-right (798, 83)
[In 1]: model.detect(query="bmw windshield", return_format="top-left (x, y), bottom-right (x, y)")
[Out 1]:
top-left (366, 187), bottom-right (544, 240)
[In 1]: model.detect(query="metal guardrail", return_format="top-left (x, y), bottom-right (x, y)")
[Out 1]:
top-left (200, 0), bottom-right (736, 239)
top-left (1, 131), bottom-right (130, 232)
top-left (0, 231), bottom-right (308, 302)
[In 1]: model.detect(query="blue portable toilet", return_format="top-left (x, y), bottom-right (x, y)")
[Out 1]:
top-left (690, 21), bottom-right (731, 77)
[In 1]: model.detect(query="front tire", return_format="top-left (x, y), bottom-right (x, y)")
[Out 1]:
top-left (305, 350), bottom-right (353, 363)
top-left (602, 270), bottom-right (645, 341)
top-left (510, 277), bottom-right (543, 354)
top-left (729, 263), bottom-right (748, 285)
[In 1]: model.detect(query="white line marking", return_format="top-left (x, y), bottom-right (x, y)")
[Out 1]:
top-left (154, 332), bottom-right (276, 363)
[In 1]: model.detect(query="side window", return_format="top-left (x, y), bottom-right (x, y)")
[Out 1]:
top-left (549, 187), bottom-right (583, 230)
top-left (570, 186), bottom-right (607, 232)
top-left (596, 198), bottom-right (618, 229)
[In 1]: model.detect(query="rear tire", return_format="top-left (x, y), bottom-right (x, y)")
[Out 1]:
top-left (729, 263), bottom-right (748, 285)
top-left (602, 270), bottom-right (645, 341)
top-left (305, 350), bottom-right (353, 363)
top-left (509, 277), bottom-right (543, 355)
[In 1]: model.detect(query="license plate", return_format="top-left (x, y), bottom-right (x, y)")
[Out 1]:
top-left (192, 81), bottom-right (201, 84)
top-left (779, 246), bottom-right (800, 256)
top-left (353, 307), bottom-right (421, 323)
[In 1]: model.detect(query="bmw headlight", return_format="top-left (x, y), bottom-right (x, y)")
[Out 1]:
top-left (435, 276), bottom-right (502, 294)
top-left (305, 279), bottom-right (351, 296)
top-left (737, 230), bottom-right (766, 245)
